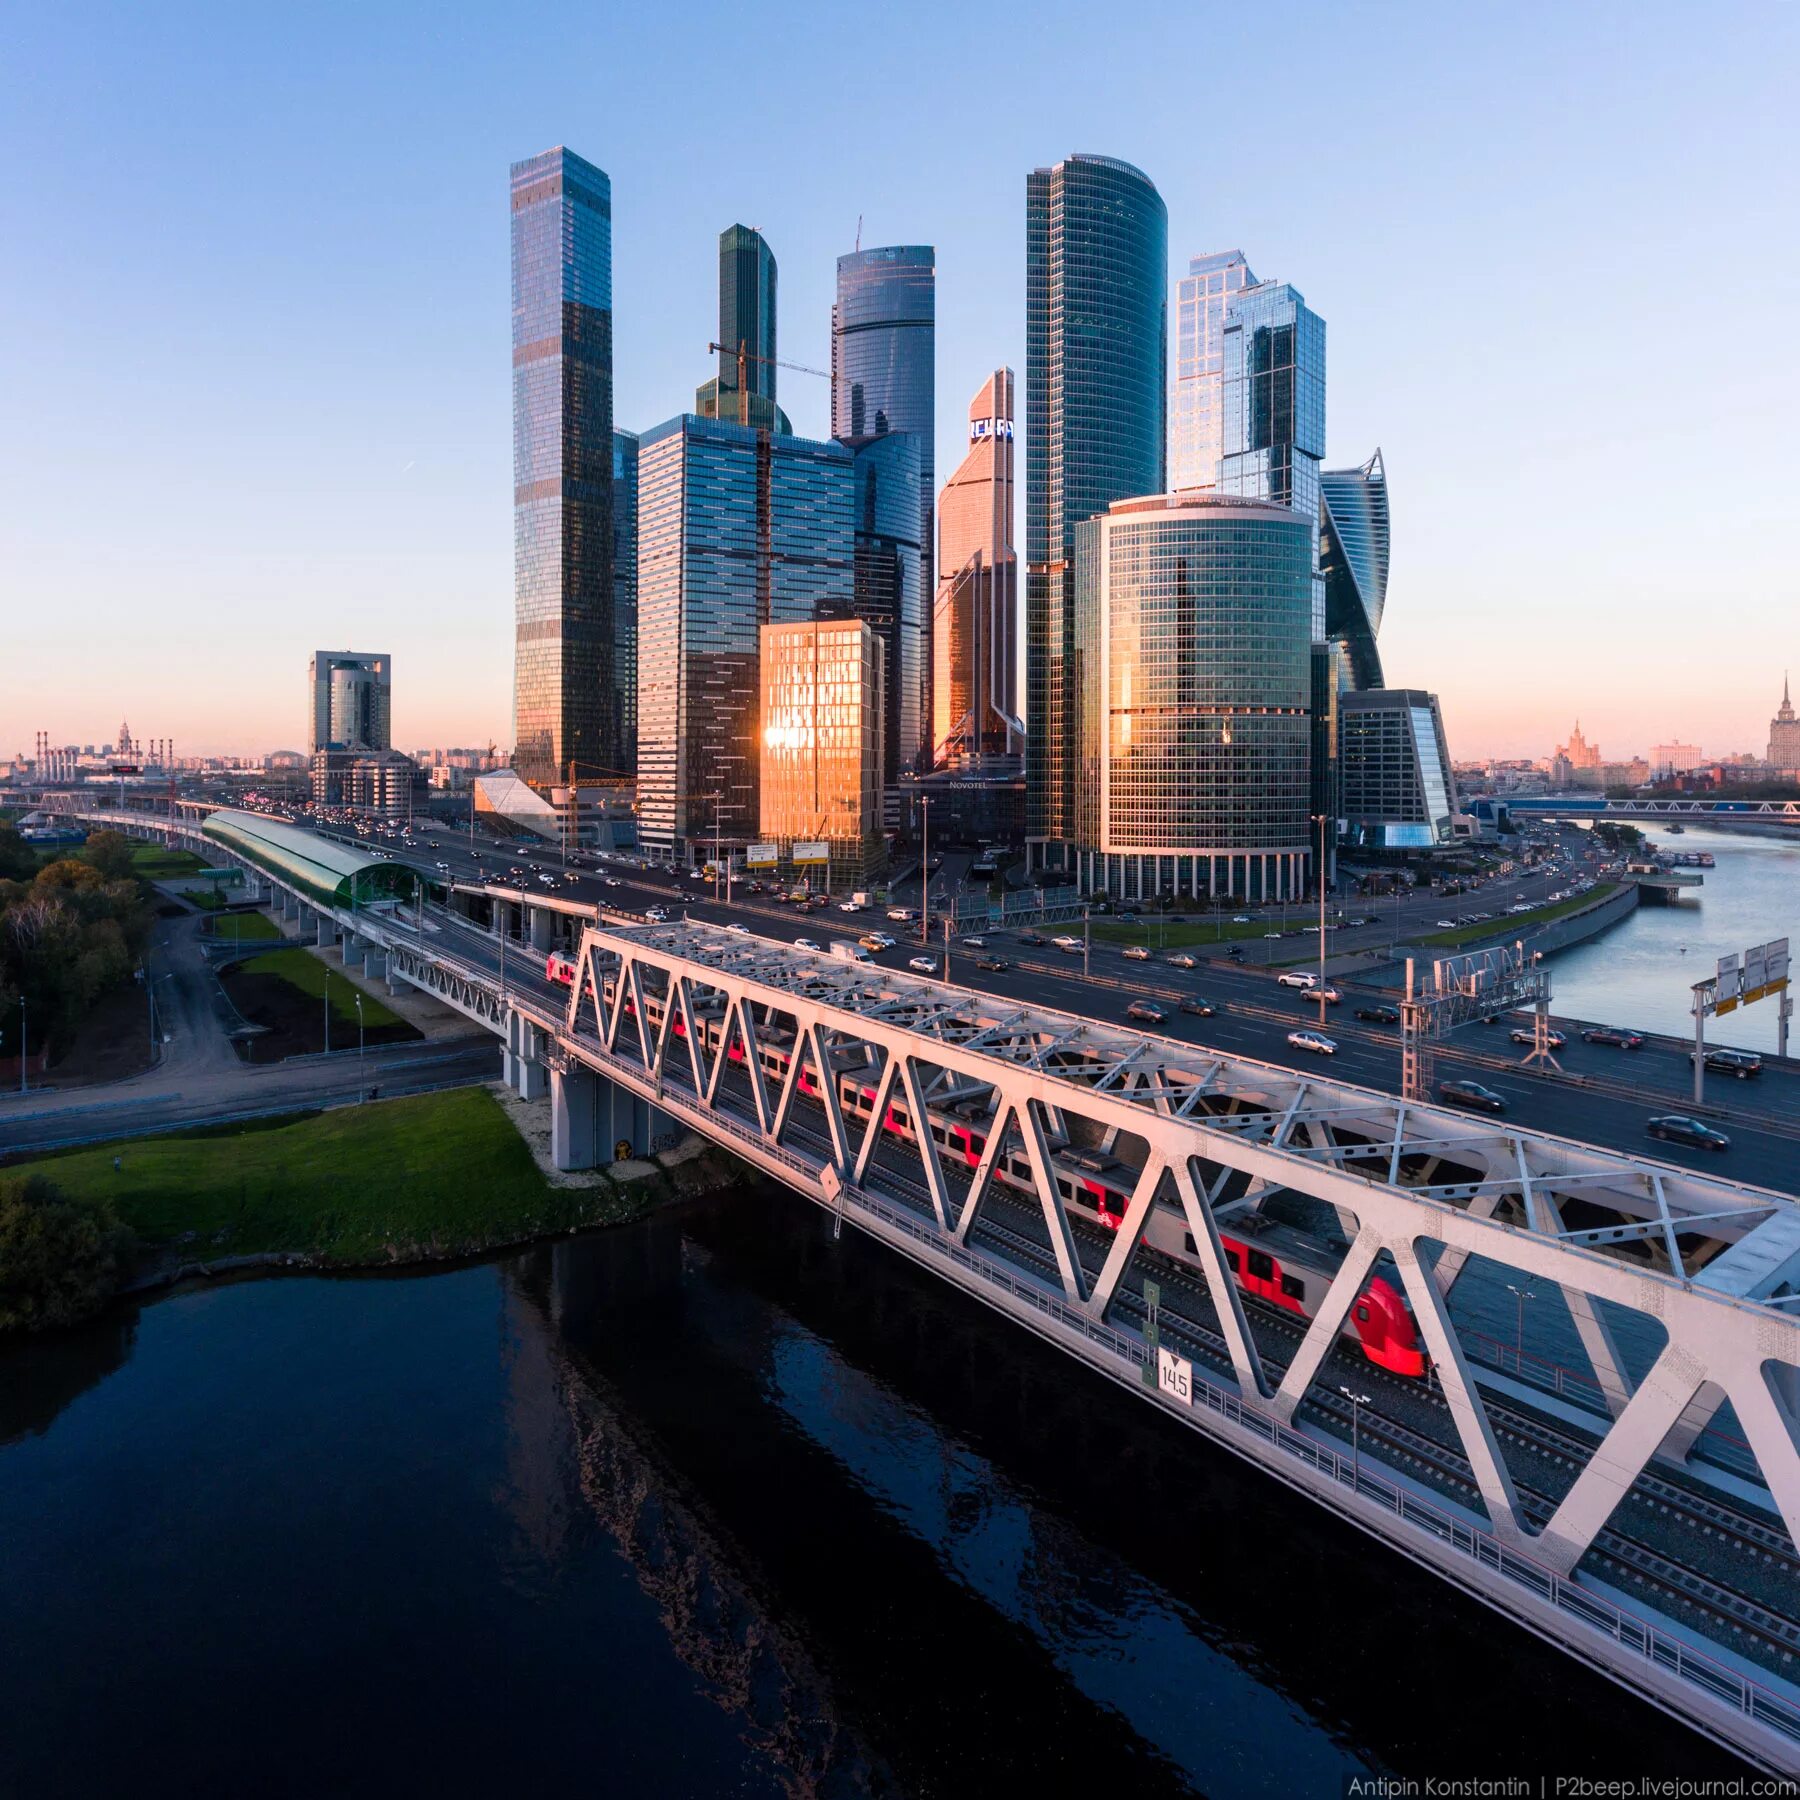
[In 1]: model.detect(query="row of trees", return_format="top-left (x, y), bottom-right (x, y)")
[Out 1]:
top-left (0, 829), bottom-right (152, 1062)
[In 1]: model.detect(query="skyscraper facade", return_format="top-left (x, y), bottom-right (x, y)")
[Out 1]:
top-left (611, 429), bottom-right (639, 774)
top-left (1026, 155), bottom-right (1167, 866)
top-left (636, 415), bottom-right (854, 861)
top-left (933, 369), bottom-right (1021, 769)
top-left (1770, 677), bottom-right (1800, 773)
top-left (1319, 448), bottom-right (1390, 692)
top-left (1169, 250), bottom-right (1254, 492)
top-left (511, 147), bottom-right (615, 788)
top-left (1338, 689), bottom-right (1457, 849)
top-left (308, 652), bottom-right (391, 752)
top-left (1069, 494), bottom-right (1314, 901)
top-left (696, 225), bottom-right (790, 433)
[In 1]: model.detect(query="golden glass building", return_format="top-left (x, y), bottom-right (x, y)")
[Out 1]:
top-left (760, 619), bottom-right (885, 887)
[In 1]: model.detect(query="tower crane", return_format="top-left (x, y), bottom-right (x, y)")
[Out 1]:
top-left (706, 339), bottom-right (829, 428)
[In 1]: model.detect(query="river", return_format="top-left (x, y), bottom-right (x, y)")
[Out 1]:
top-left (0, 1190), bottom-right (1746, 1795)
top-left (1550, 824), bottom-right (1800, 1050)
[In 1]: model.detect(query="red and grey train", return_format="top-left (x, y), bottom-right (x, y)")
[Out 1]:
top-left (545, 953), bottom-right (1426, 1378)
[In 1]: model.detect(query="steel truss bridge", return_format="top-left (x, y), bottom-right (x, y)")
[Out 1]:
top-left (1474, 795), bottom-right (1800, 827)
top-left (53, 806), bottom-right (1800, 1771)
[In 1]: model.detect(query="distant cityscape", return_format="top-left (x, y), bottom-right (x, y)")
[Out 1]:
top-left (10, 147), bottom-right (1799, 896)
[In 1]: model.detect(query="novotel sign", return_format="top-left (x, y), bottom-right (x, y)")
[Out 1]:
top-left (970, 418), bottom-right (1013, 441)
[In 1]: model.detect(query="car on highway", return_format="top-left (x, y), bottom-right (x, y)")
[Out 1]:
top-left (724, 923), bottom-right (750, 936)
top-left (975, 956), bottom-right (1010, 972)
top-left (1286, 1029), bottom-right (1337, 1056)
top-left (1165, 952), bottom-right (1197, 969)
top-left (1263, 931), bottom-right (1284, 940)
top-left (1355, 1004), bottom-right (1399, 1024)
top-left (1647, 1115), bottom-right (1730, 1152)
top-left (1582, 1025), bottom-right (1645, 1050)
top-left (908, 955), bottom-right (936, 973)
top-left (1436, 919), bottom-right (1457, 929)
top-left (1178, 997), bottom-right (1215, 1016)
top-left (746, 881), bottom-right (766, 893)
top-left (435, 860), bottom-right (450, 871)
top-left (858, 934), bottom-right (890, 952)
top-left (1439, 1078), bottom-right (1507, 1115)
top-left (838, 901), bottom-right (861, 913)
top-left (1508, 1025), bottom-right (1566, 1048)
top-left (1232, 914), bottom-right (1251, 924)
top-left (794, 938), bottom-right (821, 952)
top-left (1694, 1047), bottom-right (1762, 1079)
top-left (645, 907), bottom-right (667, 922)
top-left (1052, 934), bottom-right (1082, 954)
top-left (1126, 1000), bottom-right (1167, 1024)
top-left (961, 935), bottom-right (988, 949)
top-left (1122, 944), bottom-right (1149, 960)
top-left (1276, 971), bottom-right (1317, 990)
top-left (1018, 931), bottom-right (1047, 946)
top-left (888, 908), bottom-right (915, 922)
top-left (603, 877), bottom-right (622, 887)
top-left (562, 871), bottom-right (581, 883)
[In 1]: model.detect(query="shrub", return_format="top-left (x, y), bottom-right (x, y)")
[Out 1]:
top-left (0, 1172), bottom-right (135, 1333)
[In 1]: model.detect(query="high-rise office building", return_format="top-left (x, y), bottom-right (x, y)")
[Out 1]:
top-left (696, 225), bottom-right (791, 434)
top-left (760, 618), bottom-right (886, 887)
top-left (1319, 448), bottom-right (1390, 692)
top-left (612, 429), bottom-right (639, 775)
top-left (511, 147), bottom-right (615, 788)
top-left (1026, 155), bottom-right (1167, 866)
top-left (831, 431), bottom-right (925, 788)
top-left (308, 652), bottom-right (391, 752)
top-left (1338, 689), bottom-right (1457, 849)
top-left (1066, 494), bottom-right (1314, 901)
top-left (832, 246), bottom-right (935, 625)
top-left (933, 368), bottom-right (1021, 769)
top-left (1169, 250), bottom-right (1254, 492)
top-left (636, 415), bottom-right (854, 862)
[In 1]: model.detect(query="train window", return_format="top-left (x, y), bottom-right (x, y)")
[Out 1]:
top-left (1280, 1274), bottom-right (1305, 1300)
top-left (1225, 1248), bottom-right (1241, 1273)
top-left (969, 1135), bottom-right (986, 1155)
top-left (1183, 1233), bottom-right (1196, 1256)
top-left (1354, 1304), bottom-right (1370, 1324)
top-left (1247, 1250), bottom-right (1274, 1282)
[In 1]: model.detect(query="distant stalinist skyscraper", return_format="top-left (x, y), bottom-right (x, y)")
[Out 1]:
top-left (1769, 675), bottom-right (1800, 774)
top-left (933, 369), bottom-right (1021, 770)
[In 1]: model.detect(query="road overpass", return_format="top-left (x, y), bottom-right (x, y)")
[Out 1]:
top-left (31, 803), bottom-right (1800, 1772)
top-left (1473, 794), bottom-right (1800, 828)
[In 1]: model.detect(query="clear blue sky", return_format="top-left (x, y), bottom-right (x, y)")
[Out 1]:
top-left (3, 0), bottom-right (1795, 763)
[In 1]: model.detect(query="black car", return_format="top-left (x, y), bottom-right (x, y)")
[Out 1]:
top-left (1439, 1079), bottom-right (1507, 1114)
top-left (1126, 1001), bottom-right (1167, 1024)
top-left (1178, 997), bottom-right (1215, 1016)
top-left (1583, 1025), bottom-right (1645, 1049)
top-left (1018, 931), bottom-right (1047, 946)
top-left (1697, 1047), bottom-right (1762, 1079)
top-left (975, 956), bottom-right (1010, 972)
top-left (1647, 1115), bottom-right (1730, 1152)
top-left (1227, 944), bottom-right (1244, 959)
top-left (1355, 1004), bottom-right (1399, 1024)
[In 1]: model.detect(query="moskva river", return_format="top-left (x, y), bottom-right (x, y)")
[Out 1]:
top-left (0, 1190), bottom-right (1747, 1796)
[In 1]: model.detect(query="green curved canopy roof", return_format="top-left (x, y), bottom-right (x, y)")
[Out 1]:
top-left (200, 810), bottom-right (416, 909)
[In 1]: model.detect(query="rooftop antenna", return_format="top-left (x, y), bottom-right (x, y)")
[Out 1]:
top-left (855, 213), bottom-right (863, 253)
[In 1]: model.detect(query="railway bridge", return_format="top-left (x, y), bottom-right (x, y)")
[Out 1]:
top-left (44, 804), bottom-right (1800, 1772)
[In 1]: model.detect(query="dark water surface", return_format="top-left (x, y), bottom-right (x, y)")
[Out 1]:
top-left (1, 1190), bottom-right (1748, 1797)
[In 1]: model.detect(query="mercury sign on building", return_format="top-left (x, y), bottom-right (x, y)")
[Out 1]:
top-left (970, 416), bottom-right (1013, 440)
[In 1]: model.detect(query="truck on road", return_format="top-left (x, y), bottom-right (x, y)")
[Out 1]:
top-left (830, 940), bottom-right (871, 962)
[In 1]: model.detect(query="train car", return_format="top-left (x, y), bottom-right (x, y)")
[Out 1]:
top-left (597, 977), bottom-right (1426, 1378)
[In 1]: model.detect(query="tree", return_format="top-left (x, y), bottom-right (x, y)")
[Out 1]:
top-left (0, 826), bottom-right (36, 883)
top-left (82, 830), bottom-right (135, 883)
top-left (0, 1172), bottom-right (134, 1333)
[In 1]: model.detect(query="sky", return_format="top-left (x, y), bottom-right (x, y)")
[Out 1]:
top-left (2, 0), bottom-right (1796, 764)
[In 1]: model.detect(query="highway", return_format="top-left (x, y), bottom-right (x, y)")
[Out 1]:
top-left (332, 818), bottom-right (1800, 1200)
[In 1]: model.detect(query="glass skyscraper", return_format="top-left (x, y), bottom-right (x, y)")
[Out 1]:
top-left (511, 147), bottom-right (615, 788)
top-left (1319, 448), bottom-right (1390, 692)
top-left (1338, 689), bottom-right (1456, 849)
top-left (1071, 494), bottom-right (1314, 901)
top-left (611, 429), bottom-right (639, 774)
top-left (1169, 250), bottom-right (1254, 493)
top-left (635, 415), bottom-right (854, 861)
top-left (696, 225), bottom-right (791, 433)
top-left (1026, 154), bottom-right (1167, 865)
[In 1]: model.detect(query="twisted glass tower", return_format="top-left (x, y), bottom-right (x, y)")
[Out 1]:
top-left (510, 147), bottom-right (614, 786)
top-left (1026, 155), bottom-right (1167, 865)
top-left (1319, 448), bottom-right (1390, 691)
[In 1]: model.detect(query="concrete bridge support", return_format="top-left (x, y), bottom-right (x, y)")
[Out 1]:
top-left (529, 907), bottom-right (553, 952)
top-left (551, 1063), bottom-right (681, 1171)
top-left (505, 1012), bottom-right (548, 1101)
top-left (316, 915), bottom-right (336, 951)
top-left (364, 949), bottom-right (386, 984)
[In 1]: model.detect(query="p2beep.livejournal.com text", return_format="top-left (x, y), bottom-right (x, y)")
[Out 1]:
top-left (1345, 1779), bottom-right (1798, 1799)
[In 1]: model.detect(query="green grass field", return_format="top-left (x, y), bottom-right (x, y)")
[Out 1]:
top-left (11, 1088), bottom-right (627, 1262)
top-left (210, 911), bottom-right (280, 944)
top-left (1416, 883), bottom-right (1621, 949)
top-left (235, 948), bottom-right (404, 1026)
top-left (131, 843), bottom-right (207, 880)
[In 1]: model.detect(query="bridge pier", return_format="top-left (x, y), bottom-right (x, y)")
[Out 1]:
top-left (529, 907), bottom-right (553, 952)
top-left (505, 1013), bottom-right (548, 1101)
top-left (316, 915), bottom-right (336, 951)
top-left (552, 1063), bottom-right (679, 1169)
top-left (364, 949), bottom-right (386, 983)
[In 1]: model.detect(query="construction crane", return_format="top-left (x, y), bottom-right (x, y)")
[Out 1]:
top-left (706, 339), bottom-right (829, 428)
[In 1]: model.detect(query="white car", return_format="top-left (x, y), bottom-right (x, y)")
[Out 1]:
top-left (645, 907), bottom-right (667, 922)
top-left (838, 901), bottom-right (861, 913)
top-left (961, 935), bottom-right (987, 948)
top-left (1231, 914), bottom-right (1251, 925)
top-left (1436, 918), bottom-right (1457, 928)
top-left (724, 923), bottom-right (750, 936)
top-left (1276, 972), bottom-right (1317, 989)
top-left (1287, 1029), bottom-right (1337, 1056)
top-left (603, 877), bottom-right (622, 887)
top-left (1122, 945), bottom-right (1149, 961)
top-left (794, 938), bottom-right (821, 952)
top-left (908, 955), bottom-right (936, 973)
top-left (888, 908), bottom-right (915, 922)
top-left (1051, 934), bottom-right (1081, 951)
top-left (435, 860), bottom-right (450, 871)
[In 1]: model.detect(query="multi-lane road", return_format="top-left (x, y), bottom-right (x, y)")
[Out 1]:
top-left (339, 819), bottom-right (1800, 1199)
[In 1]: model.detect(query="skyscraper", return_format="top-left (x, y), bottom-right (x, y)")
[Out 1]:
top-left (636, 415), bottom-right (854, 862)
top-left (1770, 677), bottom-right (1800, 773)
top-left (1169, 250), bottom-right (1254, 492)
top-left (612, 429), bottom-right (640, 775)
top-left (1319, 448), bottom-right (1390, 692)
top-left (1026, 155), bottom-right (1167, 867)
top-left (511, 147), bottom-right (614, 788)
top-left (308, 652), bottom-right (391, 752)
top-left (933, 369), bottom-right (1020, 769)
top-left (696, 225), bottom-right (790, 433)
top-left (1069, 494), bottom-right (1314, 901)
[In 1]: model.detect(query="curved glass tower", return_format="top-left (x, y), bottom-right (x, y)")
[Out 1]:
top-left (1319, 448), bottom-right (1390, 691)
top-left (1025, 154), bottom-right (1167, 863)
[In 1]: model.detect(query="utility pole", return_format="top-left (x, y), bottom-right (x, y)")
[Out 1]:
top-left (1313, 813), bottom-right (1330, 1024)
top-left (1339, 1387), bottom-right (1371, 1488)
top-left (323, 968), bottom-right (331, 1056)
top-left (17, 994), bottom-right (25, 1095)
top-left (1083, 905), bottom-right (1091, 980)
top-left (920, 796), bottom-right (931, 949)
top-left (355, 994), bottom-right (365, 1093)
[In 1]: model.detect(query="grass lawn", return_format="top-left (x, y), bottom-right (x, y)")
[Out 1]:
top-left (1416, 883), bottom-right (1621, 949)
top-left (235, 947), bottom-right (405, 1027)
top-left (1089, 916), bottom-right (1298, 948)
top-left (131, 843), bottom-right (207, 880)
top-left (209, 911), bottom-right (280, 944)
top-left (12, 1088), bottom-right (620, 1262)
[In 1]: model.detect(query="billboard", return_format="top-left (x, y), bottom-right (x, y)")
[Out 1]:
top-left (792, 841), bottom-right (830, 866)
top-left (1714, 951), bottom-right (1742, 1014)
top-left (1743, 937), bottom-right (1790, 1005)
top-left (746, 843), bottom-right (778, 869)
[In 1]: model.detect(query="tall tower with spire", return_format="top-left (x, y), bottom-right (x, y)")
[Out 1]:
top-left (1769, 675), bottom-right (1800, 773)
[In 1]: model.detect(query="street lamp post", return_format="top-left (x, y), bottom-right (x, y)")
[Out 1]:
top-left (355, 993), bottom-right (365, 1094)
top-left (920, 797), bottom-right (932, 949)
top-left (1339, 1386), bottom-right (1372, 1488)
top-left (1083, 905), bottom-right (1091, 980)
top-left (1506, 1283), bottom-right (1536, 1373)
top-left (1312, 813), bottom-right (1330, 1023)
top-left (322, 968), bottom-right (331, 1056)
top-left (16, 994), bottom-right (24, 1096)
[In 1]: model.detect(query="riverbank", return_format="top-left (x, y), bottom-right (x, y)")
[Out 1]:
top-left (8, 1085), bottom-right (743, 1298)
